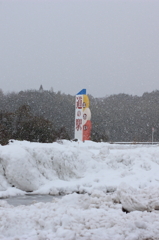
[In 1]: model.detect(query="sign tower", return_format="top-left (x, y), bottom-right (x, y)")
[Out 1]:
top-left (75, 89), bottom-right (92, 141)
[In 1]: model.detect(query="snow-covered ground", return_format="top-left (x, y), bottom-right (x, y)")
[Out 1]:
top-left (0, 140), bottom-right (159, 239)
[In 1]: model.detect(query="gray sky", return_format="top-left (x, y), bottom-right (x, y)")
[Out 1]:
top-left (0, 0), bottom-right (159, 97)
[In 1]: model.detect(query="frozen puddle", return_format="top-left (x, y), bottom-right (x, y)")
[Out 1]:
top-left (4, 194), bottom-right (62, 206)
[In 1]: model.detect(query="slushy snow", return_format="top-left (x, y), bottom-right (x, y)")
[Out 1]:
top-left (0, 140), bottom-right (159, 239)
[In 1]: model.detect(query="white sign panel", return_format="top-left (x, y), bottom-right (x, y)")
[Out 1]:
top-left (75, 95), bottom-right (83, 141)
top-left (83, 108), bottom-right (91, 125)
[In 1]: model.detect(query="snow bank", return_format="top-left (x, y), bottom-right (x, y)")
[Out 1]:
top-left (0, 191), bottom-right (159, 240)
top-left (0, 140), bottom-right (159, 195)
top-left (0, 140), bottom-right (87, 192)
top-left (0, 140), bottom-right (159, 239)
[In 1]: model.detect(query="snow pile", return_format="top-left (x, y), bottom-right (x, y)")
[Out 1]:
top-left (0, 140), bottom-right (159, 239)
top-left (114, 183), bottom-right (159, 212)
top-left (0, 191), bottom-right (159, 240)
top-left (0, 140), bottom-right (87, 192)
top-left (0, 140), bottom-right (159, 195)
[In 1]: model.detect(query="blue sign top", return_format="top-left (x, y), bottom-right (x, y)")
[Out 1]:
top-left (76, 89), bottom-right (86, 95)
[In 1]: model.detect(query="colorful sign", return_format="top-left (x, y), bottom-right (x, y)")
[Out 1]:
top-left (75, 89), bottom-right (92, 141)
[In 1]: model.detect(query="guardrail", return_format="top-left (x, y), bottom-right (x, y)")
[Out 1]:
top-left (110, 142), bottom-right (159, 145)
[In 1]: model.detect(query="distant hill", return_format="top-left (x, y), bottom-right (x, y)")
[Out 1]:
top-left (0, 89), bottom-right (159, 142)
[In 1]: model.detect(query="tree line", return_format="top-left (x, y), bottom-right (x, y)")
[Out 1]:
top-left (0, 104), bottom-right (69, 145)
top-left (0, 87), bottom-right (159, 144)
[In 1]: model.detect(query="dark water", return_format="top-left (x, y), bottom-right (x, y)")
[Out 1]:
top-left (5, 194), bottom-right (61, 206)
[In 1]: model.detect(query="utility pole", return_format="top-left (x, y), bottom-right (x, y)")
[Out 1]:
top-left (152, 127), bottom-right (154, 144)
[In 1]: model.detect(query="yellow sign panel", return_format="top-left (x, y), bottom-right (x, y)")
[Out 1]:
top-left (83, 95), bottom-right (90, 111)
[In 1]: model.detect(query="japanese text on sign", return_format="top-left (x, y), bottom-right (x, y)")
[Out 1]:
top-left (76, 96), bottom-right (83, 109)
top-left (76, 119), bottom-right (82, 131)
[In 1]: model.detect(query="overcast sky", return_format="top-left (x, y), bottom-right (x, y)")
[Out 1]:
top-left (0, 0), bottom-right (159, 97)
